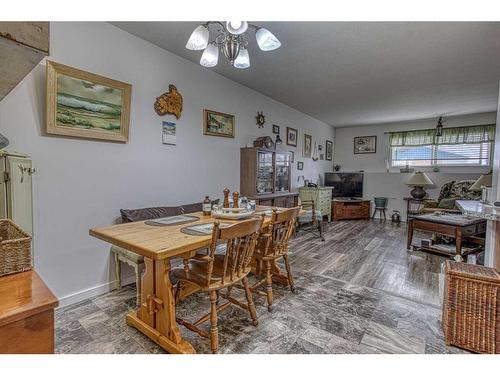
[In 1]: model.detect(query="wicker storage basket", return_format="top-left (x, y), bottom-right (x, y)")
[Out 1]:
top-left (0, 219), bottom-right (32, 277)
top-left (442, 260), bottom-right (500, 353)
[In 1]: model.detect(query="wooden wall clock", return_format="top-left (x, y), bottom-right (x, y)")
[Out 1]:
top-left (256, 112), bottom-right (266, 128)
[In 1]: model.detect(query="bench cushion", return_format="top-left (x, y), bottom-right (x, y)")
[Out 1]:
top-left (120, 206), bottom-right (182, 223)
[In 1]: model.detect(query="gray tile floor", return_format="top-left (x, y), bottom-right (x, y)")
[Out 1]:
top-left (55, 220), bottom-right (469, 354)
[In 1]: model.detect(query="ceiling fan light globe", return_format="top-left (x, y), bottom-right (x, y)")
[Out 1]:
top-left (256, 28), bottom-right (281, 51)
top-left (186, 25), bottom-right (209, 50)
top-left (200, 44), bottom-right (219, 67)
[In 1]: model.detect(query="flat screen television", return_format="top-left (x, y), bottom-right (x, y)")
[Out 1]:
top-left (324, 172), bottom-right (363, 198)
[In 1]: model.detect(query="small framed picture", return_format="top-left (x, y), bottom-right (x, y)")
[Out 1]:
top-left (325, 140), bottom-right (333, 161)
top-left (303, 133), bottom-right (312, 157)
top-left (272, 124), bottom-right (280, 134)
top-left (289, 150), bottom-right (294, 163)
top-left (297, 161), bottom-right (304, 170)
top-left (354, 136), bottom-right (377, 154)
top-left (203, 109), bottom-right (235, 138)
top-left (286, 127), bottom-right (298, 147)
top-left (162, 121), bottom-right (176, 145)
top-left (318, 144), bottom-right (323, 151)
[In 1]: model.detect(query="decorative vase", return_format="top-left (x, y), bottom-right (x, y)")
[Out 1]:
top-left (410, 186), bottom-right (426, 199)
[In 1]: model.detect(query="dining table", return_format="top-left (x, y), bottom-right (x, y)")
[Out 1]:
top-left (89, 206), bottom-right (292, 354)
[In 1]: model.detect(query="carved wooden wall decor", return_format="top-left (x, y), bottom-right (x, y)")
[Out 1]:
top-left (154, 84), bottom-right (183, 119)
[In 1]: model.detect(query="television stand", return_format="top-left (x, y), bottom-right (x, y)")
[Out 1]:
top-left (332, 198), bottom-right (371, 220)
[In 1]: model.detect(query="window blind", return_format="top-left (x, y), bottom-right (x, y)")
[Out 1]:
top-left (389, 124), bottom-right (495, 167)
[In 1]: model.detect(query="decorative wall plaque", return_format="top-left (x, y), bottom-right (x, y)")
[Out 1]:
top-left (154, 84), bottom-right (183, 119)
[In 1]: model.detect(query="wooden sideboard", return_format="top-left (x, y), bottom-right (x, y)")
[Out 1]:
top-left (248, 192), bottom-right (299, 208)
top-left (0, 270), bottom-right (58, 353)
top-left (332, 199), bottom-right (371, 220)
top-left (299, 187), bottom-right (333, 222)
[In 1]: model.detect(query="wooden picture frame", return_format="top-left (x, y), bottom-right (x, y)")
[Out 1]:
top-left (303, 133), bottom-right (312, 157)
top-left (273, 124), bottom-right (280, 134)
top-left (46, 60), bottom-right (131, 142)
top-left (203, 109), bottom-right (235, 138)
top-left (325, 140), bottom-right (333, 161)
top-left (354, 136), bottom-right (377, 154)
top-left (286, 127), bottom-right (298, 147)
top-left (297, 161), bottom-right (304, 170)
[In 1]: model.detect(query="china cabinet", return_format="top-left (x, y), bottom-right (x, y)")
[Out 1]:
top-left (240, 147), bottom-right (298, 208)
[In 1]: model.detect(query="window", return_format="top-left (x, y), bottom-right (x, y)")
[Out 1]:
top-left (389, 124), bottom-right (495, 168)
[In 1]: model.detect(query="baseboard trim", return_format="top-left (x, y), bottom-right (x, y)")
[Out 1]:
top-left (57, 275), bottom-right (136, 308)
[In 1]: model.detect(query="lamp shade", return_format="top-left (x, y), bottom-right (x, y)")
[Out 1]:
top-left (226, 21), bottom-right (248, 35)
top-left (234, 48), bottom-right (250, 68)
top-left (470, 174), bottom-right (493, 191)
top-left (406, 172), bottom-right (434, 187)
top-left (186, 25), bottom-right (209, 50)
top-left (255, 28), bottom-right (281, 51)
top-left (200, 44), bottom-right (219, 67)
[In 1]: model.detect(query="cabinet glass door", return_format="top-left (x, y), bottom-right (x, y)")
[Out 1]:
top-left (275, 153), bottom-right (290, 192)
top-left (256, 151), bottom-right (274, 194)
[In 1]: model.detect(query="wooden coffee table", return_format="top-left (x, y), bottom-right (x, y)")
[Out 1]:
top-left (407, 213), bottom-right (487, 261)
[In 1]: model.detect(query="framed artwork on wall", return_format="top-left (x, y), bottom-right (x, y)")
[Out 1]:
top-left (354, 136), bottom-right (377, 154)
top-left (325, 140), bottom-right (333, 161)
top-left (203, 109), bottom-right (235, 138)
top-left (286, 127), bottom-right (298, 147)
top-left (297, 161), bottom-right (304, 170)
top-left (46, 60), bottom-right (132, 142)
top-left (272, 124), bottom-right (280, 134)
top-left (303, 133), bottom-right (312, 157)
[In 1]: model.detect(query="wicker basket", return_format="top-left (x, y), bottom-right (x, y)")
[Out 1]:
top-left (442, 260), bottom-right (500, 353)
top-left (0, 219), bottom-right (32, 277)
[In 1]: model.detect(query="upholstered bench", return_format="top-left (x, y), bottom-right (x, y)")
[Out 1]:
top-left (112, 200), bottom-right (220, 307)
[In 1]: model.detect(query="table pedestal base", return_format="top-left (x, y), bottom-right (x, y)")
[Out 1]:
top-left (126, 311), bottom-right (195, 354)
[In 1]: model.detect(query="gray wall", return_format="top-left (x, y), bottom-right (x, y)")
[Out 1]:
top-left (0, 22), bottom-right (335, 305)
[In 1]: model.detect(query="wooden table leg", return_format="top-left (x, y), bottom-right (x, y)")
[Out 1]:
top-left (407, 219), bottom-right (413, 250)
top-left (126, 257), bottom-right (195, 354)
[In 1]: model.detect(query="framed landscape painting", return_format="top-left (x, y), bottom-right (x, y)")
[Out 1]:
top-left (203, 109), bottom-right (235, 138)
top-left (354, 136), bottom-right (377, 154)
top-left (46, 61), bottom-right (131, 142)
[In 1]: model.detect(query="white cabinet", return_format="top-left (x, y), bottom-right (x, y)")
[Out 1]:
top-left (0, 151), bottom-right (34, 235)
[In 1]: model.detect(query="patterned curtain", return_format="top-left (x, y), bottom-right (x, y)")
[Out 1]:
top-left (389, 124), bottom-right (495, 147)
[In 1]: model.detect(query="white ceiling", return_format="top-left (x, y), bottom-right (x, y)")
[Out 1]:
top-left (112, 22), bottom-right (500, 127)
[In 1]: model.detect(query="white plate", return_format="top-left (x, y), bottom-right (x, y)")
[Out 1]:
top-left (211, 211), bottom-right (255, 220)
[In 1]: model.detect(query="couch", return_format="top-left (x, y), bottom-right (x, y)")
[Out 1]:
top-left (420, 180), bottom-right (481, 214)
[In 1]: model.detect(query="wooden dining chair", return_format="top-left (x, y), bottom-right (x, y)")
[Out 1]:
top-left (250, 207), bottom-right (300, 312)
top-left (171, 217), bottom-right (263, 353)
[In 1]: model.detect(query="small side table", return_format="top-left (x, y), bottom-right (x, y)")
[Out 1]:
top-left (403, 197), bottom-right (433, 222)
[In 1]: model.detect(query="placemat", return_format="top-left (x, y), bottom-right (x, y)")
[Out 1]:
top-left (181, 222), bottom-right (231, 236)
top-left (145, 215), bottom-right (199, 226)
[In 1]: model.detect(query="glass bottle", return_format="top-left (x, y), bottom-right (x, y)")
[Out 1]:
top-left (203, 196), bottom-right (211, 216)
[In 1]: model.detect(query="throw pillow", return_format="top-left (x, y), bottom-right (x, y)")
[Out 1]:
top-left (437, 198), bottom-right (457, 210)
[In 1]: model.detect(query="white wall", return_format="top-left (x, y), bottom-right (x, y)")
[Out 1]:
top-left (333, 112), bottom-right (497, 219)
top-left (0, 22), bottom-right (335, 305)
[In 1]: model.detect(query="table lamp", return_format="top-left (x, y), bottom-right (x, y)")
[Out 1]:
top-left (406, 172), bottom-right (434, 199)
top-left (470, 173), bottom-right (493, 203)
